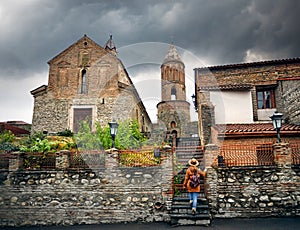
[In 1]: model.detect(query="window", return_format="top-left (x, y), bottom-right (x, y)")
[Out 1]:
top-left (171, 86), bottom-right (177, 100)
top-left (257, 89), bottom-right (275, 109)
top-left (81, 69), bottom-right (87, 94)
top-left (81, 52), bottom-right (89, 66)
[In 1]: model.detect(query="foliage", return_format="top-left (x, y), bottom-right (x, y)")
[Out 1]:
top-left (0, 130), bottom-right (15, 143)
top-left (119, 150), bottom-right (161, 166)
top-left (20, 138), bottom-right (55, 153)
top-left (0, 130), bottom-right (19, 153)
top-left (74, 120), bottom-right (102, 150)
top-left (95, 123), bottom-right (112, 150)
top-left (19, 131), bottom-right (76, 154)
top-left (57, 129), bottom-right (74, 137)
top-left (115, 119), bottom-right (146, 150)
top-left (73, 119), bottom-right (147, 151)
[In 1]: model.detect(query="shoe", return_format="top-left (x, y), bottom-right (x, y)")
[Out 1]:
top-left (189, 200), bottom-right (193, 207)
top-left (192, 208), bottom-right (196, 215)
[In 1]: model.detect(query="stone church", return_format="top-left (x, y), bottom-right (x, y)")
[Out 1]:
top-left (31, 35), bottom-right (152, 134)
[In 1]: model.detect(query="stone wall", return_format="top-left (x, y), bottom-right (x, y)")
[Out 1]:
top-left (205, 142), bottom-right (300, 218)
top-left (31, 35), bottom-right (152, 134)
top-left (279, 79), bottom-right (300, 125)
top-left (206, 165), bottom-right (300, 218)
top-left (0, 150), bottom-right (173, 227)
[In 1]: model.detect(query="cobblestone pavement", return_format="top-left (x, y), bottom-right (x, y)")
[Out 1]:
top-left (2, 217), bottom-right (300, 230)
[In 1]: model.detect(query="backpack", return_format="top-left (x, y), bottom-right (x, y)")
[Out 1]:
top-left (189, 169), bottom-right (200, 188)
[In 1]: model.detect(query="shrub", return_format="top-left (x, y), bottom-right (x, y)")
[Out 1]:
top-left (0, 130), bottom-right (19, 153)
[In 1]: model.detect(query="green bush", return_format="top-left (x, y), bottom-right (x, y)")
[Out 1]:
top-left (115, 119), bottom-right (146, 150)
top-left (73, 119), bottom-right (147, 150)
top-left (0, 130), bottom-right (19, 153)
top-left (74, 121), bottom-right (102, 150)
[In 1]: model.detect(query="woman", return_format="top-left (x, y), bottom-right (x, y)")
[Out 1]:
top-left (183, 158), bottom-right (206, 215)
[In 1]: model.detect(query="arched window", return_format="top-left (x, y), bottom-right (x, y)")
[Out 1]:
top-left (81, 69), bottom-right (87, 94)
top-left (171, 86), bottom-right (176, 100)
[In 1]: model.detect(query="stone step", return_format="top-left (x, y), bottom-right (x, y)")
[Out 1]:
top-left (170, 192), bottom-right (211, 226)
top-left (171, 203), bottom-right (208, 208)
top-left (172, 196), bottom-right (208, 203)
top-left (170, 213), bottom-right (211, 226)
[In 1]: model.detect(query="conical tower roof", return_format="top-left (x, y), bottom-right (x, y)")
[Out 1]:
top-left (104, 34), bottom-right (116, 50)
top-left (162, 43), bottom-right (183, 65)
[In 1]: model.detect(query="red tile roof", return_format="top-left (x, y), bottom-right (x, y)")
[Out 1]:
top-left (0, 122), bottom-right (30, 136)
top-left (213, 123), bottom-right (300, 137)
top-left (199, 84), bottom-right (252, 91)
top-left (195, 57), bottom-right (300, 71)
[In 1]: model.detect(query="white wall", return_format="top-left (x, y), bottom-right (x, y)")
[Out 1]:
top-left (210, 91), bottom-right (253, 124)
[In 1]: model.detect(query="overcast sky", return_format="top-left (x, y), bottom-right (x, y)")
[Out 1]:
top-left (1, 0), bottom-right (300, 124)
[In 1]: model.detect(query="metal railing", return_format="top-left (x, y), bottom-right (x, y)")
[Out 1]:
top-left (289, 140), bottom-right (300, 165)
top-left (23, 152), bottom-right (56, 170)
top-left (0, 153), bottom-right (9, 171)
top-left (219, 142), bottom-right (275, 167)
top-left (69, 150), bottom-right (106, 170)
top-left (118, 148), bottom-right (162, 167)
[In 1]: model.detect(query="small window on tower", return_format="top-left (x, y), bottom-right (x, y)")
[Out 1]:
top-left (171, 87), bottom-right (177, 100)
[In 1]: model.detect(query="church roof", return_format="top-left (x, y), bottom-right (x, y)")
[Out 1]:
top-left (163, 43), bottom-right (183, 64)
top-left (104, 35), bottom-right (116, 50)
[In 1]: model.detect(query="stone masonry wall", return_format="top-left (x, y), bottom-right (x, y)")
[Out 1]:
top-left (0, 151), bottom-right (173, 227)
top-left (204, 142), bottom-right (300, 218)
top-left (279, 79), bottom-right (300, 125)
top-left (206, 165), bottom-right (300, 218)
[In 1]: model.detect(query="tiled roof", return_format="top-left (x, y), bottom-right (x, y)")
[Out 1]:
top-left (213, 123), bottom-right (300, 137)
top-left (0, 122), bottom-right (30, 136)
top-left (195, 57), bottom-right (300, 71)
top-left (199, 84), bottom-right (252, 91)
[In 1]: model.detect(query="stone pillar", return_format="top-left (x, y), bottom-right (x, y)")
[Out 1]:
top-left (9, 152), bottom-right (23, 171)
top-left (273, 142), bottom-right (292, 166)
top-left (204, 144), bottom-right (219, 168)
top-left (160, 148), bottom-right (174, 210)
top-left (105, 148), bottom-right (119, 168)
top-left (55, 150), bottom-right (70, 170)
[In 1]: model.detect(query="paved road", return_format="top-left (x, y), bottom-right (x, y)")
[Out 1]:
top-left (2, 217), bottom-right (300, 230)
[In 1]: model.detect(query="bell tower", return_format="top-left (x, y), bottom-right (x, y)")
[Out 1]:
top-left (157, 43), bottom-right (191, 142)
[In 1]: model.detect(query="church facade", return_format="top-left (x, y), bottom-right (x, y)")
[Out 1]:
top-left (31, 35), bottom-right (152, 134)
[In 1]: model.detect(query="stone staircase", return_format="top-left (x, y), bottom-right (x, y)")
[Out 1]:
top-left (169, 194), bottom-right (211, 226)
top-left (170, 140), bottom-right (211, 226)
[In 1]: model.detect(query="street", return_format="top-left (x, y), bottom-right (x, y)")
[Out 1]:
top-left (2, 217), bottom-right (300, 230)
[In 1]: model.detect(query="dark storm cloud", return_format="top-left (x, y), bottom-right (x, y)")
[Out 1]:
top-left (1, 0), bottom-right (300, 79)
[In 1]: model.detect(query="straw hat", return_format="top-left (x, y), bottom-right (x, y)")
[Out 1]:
top-left (188, 158), bottom-right (199, 167)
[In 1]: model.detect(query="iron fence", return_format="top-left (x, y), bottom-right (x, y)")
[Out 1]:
top-left (118, 148), bottom-right (162, 167)
top-left (0, 153), bottom-right (9, 170)
top-left (289, 140), bottom-right (300, 165)
top-left (69, 150), bottom-right (106, 170)
top-left (219, 142), bottom-right (275, 167)
top-left (23, 152), bottom-right (56, 170)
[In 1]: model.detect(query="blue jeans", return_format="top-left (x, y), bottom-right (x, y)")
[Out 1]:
top-left (189, 192), bottom-right (199, 209)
